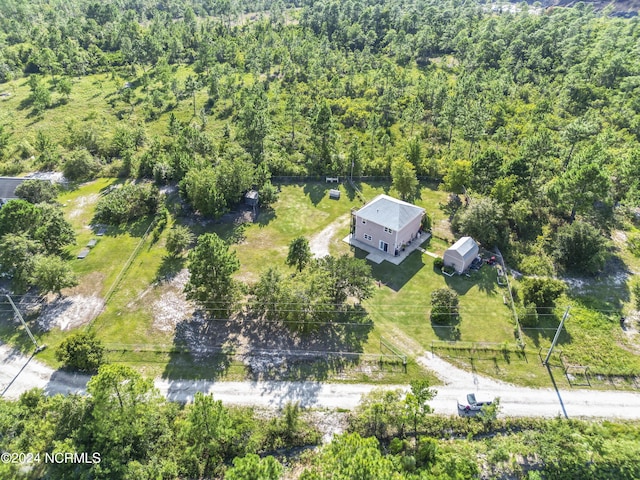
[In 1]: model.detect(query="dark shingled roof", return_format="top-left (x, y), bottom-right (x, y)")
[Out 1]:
top-left (0, 177), bottom-right (26, 200)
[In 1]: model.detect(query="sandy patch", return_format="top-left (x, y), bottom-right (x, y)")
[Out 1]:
top-left (612, 230), bottom-right (628, 245)
top-left (151, 269), bottom-right (194, 333)
top-left (170, 269), bottom-right (190, 290)
top-left (37, 295), bottom-right (104, 331)
top-left (152, 290), bottom-right (195, 332)
top-left (309, 214), bottom-right (350, 258)
top-left (620, 311), bottom-right (640, 354)
top-left (67, 193), bottom-right (99, 220)
top-left (64, 272), bottom-right (106, 297)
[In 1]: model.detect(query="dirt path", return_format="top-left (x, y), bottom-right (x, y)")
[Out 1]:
top-left (309, 214), bottom-right (350, 258)
top-left (3, 342), bottom-right (640, 420)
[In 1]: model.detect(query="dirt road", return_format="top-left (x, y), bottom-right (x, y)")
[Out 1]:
top-left (309, 214), bottom-right (350, 258)
top-left (2, 343), bottom-right (640, 419)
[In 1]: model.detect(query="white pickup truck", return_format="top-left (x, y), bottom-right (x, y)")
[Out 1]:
top-left (457, 393), bottom-right (492, 417)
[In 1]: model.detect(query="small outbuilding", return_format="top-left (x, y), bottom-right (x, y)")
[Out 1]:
top-left (443, 236), bottom-right (479, 273)
top-left (329, 189), bottom-right (340, 200)
top-left (244, 190), bottom-right (259, 207)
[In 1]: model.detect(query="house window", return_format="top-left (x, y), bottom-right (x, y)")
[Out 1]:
top-left (364, 234), bottom-right (372, 241)
top-left (384, 227), bottom-right (393, 234)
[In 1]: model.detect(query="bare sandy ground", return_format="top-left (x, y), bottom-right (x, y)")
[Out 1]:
top-left (309, 214), bottom-right (350, 258)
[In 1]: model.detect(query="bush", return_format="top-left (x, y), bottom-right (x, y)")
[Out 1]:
top-left (521, 277), bottom-right (565, 312)
top-left (433, 257), bottom-right (444, 270)
top-left (94, 182), bottom-right (158, 224)
top-left (518, 302), bottom-right (539, 327)
top-left (552, 221), bottom-right (608, 275)
top-left (628, 233), bottom-right (640, 257)
top-left (430, 288), bottom-right (459, 324)
top-left (166, 225), bottom-right (194, 257)
top-left (632, 280), bottom-right (640, 311)
top-left (63, 149), bottom-right (101, 182)
top-left (15, 179), bottom-right (58, 204)
top-left (55, 331), bottom-right (105, 372)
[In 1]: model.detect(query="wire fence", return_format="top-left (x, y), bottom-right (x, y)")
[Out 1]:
top-left (103, 343), bottom-right (409, 375)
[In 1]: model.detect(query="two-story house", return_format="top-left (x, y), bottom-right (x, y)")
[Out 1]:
top-left (352, 194), bottom-right (425, 256)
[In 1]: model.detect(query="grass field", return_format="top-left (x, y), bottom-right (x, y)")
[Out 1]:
top-left (2, 178), bottom-right (639, 389)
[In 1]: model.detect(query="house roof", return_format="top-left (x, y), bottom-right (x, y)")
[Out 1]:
top-left (355, 194), bottom-right (424, 231)
top-left (0, 177), bottom-right (26, 200)
top-left (446, 236), bottom-right (479, 259)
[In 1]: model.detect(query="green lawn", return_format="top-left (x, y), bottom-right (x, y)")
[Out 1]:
top-left (4, 178), bottom-right (637, 389)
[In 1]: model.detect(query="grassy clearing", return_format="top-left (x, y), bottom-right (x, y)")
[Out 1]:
top-left (0, 66), bottom-right (200, 168)
top-left (4, 178), bottom-right (637, 389)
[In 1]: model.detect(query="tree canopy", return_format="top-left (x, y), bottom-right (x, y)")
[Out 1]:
top-left (184, 233), bottom-right (240, 316)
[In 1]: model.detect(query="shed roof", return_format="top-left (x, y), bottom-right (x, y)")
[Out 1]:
top-left (0, 177), bottom-right (26, 200)
top-left (355, 194), bottom-right (424, 231)
top-left (446, 236), bottom-right (478, 259)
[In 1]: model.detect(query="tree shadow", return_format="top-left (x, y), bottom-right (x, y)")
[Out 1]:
top-left (44, 369), bottom-right (91, 397)
top-left (521, 310), bottom-right (573, 349)
top-left (443, 267), bottom-right (498, 296)
top-left (361, 249), bottom-right (425, 292)
top-left (161, 313), bottom-right (236, 384)
top-left (345, 180), bottom-right (359, 202)
top-left (303, 182), bottom-right (329, 206)
top-left (431, 315), bottom-right (462, 341)
top-left (257, 208), bottom-right (277, 227)
top-left (243, 305), bottom-right (374, 382)
top-left (563, 255), bottom-right (631, 312)
top-left (155, 255), bottom-right (186, 283)
top-left (90, 216), bottom-right (152, 238)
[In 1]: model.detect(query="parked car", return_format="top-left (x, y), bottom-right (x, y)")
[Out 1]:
top-left (457, 393), bottom-right (492, 417)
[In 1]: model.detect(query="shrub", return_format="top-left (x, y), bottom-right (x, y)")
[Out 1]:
top-left (632, 280), bottom-right (640, 311)
top-left (416, 437), bottom-right (438, 467)
top-left (55, 331), bottom-right (105, 372)
top-left (628, 233), bottom-right (640, 257)
top-left (552, 221), bottom-right (608, 275)
top-left (518, 302), bottom-right (539, 327)
top-left (521, 277), bottom-right (565, 312)
top-left (433, 257), bottom-right (444, 270)
top-left (166, 225), bottom-right (194, 257)
top-left (63, 149), bottom-right (101, 182)
top-left (430, 288), bottom-right (459, 324)
top-left (14, 179), bottom-right (58, 204)
top-left (519, 254), bottom-right (554, 276)
top-left (421, 212), bottom-right (432, 231)
top-left (94, 182), bottom-right (158, 224)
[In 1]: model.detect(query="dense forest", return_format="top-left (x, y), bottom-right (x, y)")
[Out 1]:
top-left (1, 0), bottom-right (640, 278)
top-left (2, 371), bottom-right (640, 479)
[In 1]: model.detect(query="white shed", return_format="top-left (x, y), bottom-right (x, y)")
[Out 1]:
top-left (443, 237), bottom-right (479, 273)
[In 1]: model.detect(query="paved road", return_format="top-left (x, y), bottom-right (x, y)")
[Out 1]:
top-left (2, 343), bottom-right (640, 419)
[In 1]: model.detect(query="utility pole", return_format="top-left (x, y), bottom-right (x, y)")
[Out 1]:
top-left (5, 295), bottom-right (45, 353)
top-left (543, 306), bottom-right (570, 366)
